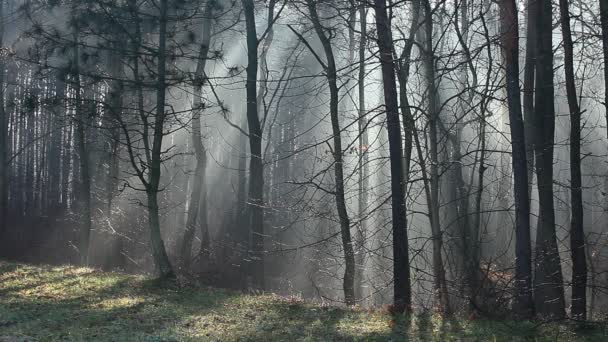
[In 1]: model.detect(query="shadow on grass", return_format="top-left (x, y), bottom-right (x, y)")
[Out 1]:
top-left (1, 262), bottom-right (607, 341)
top-left (0, 270), bottom-right (236, 340)
top-left (0, 263), bottom-right (393, 341)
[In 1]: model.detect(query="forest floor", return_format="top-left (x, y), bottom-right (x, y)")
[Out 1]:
top-left (0, 261), bottom-right (606, 341)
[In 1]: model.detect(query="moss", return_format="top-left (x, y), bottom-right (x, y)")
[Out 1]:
top-left (0, 261), bottom-right (605, 341)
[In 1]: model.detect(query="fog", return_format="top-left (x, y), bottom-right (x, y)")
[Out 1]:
top-left (0, 0), bottom-right (607, 318)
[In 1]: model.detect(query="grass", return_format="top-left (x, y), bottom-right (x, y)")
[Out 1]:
top-left (0, 261), bottom-right (606, 341)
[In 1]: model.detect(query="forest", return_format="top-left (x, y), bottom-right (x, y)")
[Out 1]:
top-left (1, 0), bottom-right (608, 339)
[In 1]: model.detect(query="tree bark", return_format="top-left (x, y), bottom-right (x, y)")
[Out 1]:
top-left (421, 0), bottom-right (450, 314)
top-left (48, 72), bottom-right (65, 212)
top-left (180, 2), bottom-right (213, 268)
top-left (71, 4), bottom-right (92, 266)
top-left (242, 0), bottom-right (265, 290)
top-left (523, 0), bottom-right (537, 202)
top-left (499, 0), bottom-right (534, 319)
top-left (453, 0), bottom-right (480, 307)
top-left (601, 0), bottom-right (608, 153)
top-left (306, 0), bottom-right (356, 305)
top-left (532, 0), bottom-right (565, 319)
top-left (355, 0), bottom-right (368, 301)
top-left (558, 0), bottom-right (587, 320)
top-left (374, 0), bottom-right (411, 313)
top-left (148, 0), bottom-right (175, 278)
top-left (105, 35), bottom-right (124, 217)
top-left (0, 0), bottom-right (6, 236)
top-left (396, 0), bottom-right (419, 225)
top-left (600, 0), bottom-right (608, 300)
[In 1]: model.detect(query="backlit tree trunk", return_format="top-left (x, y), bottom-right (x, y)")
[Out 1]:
top-left (0, 0), bottom-right (6, 236)
top-left (558, 0), bottom-right (587, 320)
top-left (499, 0), bottom-right (534, 319)
top-left (242, 0), bottom-right (265, 290)
top-left (71, 3), bottom-right (92, 266)
top-left (374, 0), bottom-right (411, 313)
top-left (148, 0), bottom-right (175, 278)
top-left (532, 0), bottom-right (565, 319)
top-left (306, 0), bottom-right (356, 305)
top-left (523, 0), bottom-right (537, 202)
top-left (355, 0), bottom-right (368, 301)
top-left (180, 2), bottom-right (213, 268)
top-left (421, 0), bottom-right (450, 314)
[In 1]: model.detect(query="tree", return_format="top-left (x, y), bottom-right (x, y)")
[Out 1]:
top-left (532, 0), bottom-right (565, 319)
top-left (452, 0), bottom-right (480, 307)
top-left (111, 0), bottom-right (176, 278)
top-left (180, 0), bottom-right (214, 268)
top-left (600, 0), bottom-right (608, 281)
top-left (300, 0), bottom-right (356, 305)
top-left (102, 20), bottom-right (124, 239)
top-left (355, 0), bottom-right (368, 301)
top-left (601, 0), bottom-right (608, 149)
top-left (373, 0), bottom-right (411, 313)
top-left (558, 0), bottom-right (587, 320)
top-left (242, 0), bottom-right (265, 289)
top-left (70, 1), bottom-right (92, 266)
top-left (499, 0), bottom-right (534, 319)
top-left (421, 0), bottom-right (450, 314)
top-left (148, 0), bottom-right (175, 278)
top-left (0, 0), bottom-right (6, 236)
top-left (523, 0), bottom-right (537, 201)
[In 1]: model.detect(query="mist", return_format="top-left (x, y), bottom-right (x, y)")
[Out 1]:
top-left (0, 0), bottom-right (607, 323)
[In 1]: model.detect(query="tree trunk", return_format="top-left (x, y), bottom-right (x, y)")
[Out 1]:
top-left (523, 0), bottom-right (537, 202)
top-left (421, 0), bottom-right (450, 314)
top-left (453, 0), bottom-right (479, 307)
top-left (0, 0), bottom-right (6, 236)
top-left (105, 40), bottom-right (123, 216)
top-left (61, 109), bottom-right (72, 209)
top-left (148, 0), bottom-right (175, 279)
top-left (147, 189), bottom-right (174, 277)
top-left (601, 0), bottom-right (608, 156)
top-left (48, 72), bottom-right (64, 212)
top-left (396, 0), bottom-right (419, 230)
top-left (600, 0), bottom-right (608, 303)
top-left (355, 0), bottom-right (368, 301)
top-left (235, 128), bottom-right (248, 247)
top-left (180, 2), bottom-right (213, 268)
top-left (306, 0), bottom-right (355, 305)
top-left (558, 0), bottom-right (587, 320)
top-left (71, 5), bottom-right (92, 266)
top-left (585, 234), bottom-right (596, 318)
top-left (396, 7), bottom-right (421, 310)
top-left (499, 0), bottom-right (534, 318)
top-left (242, 0), bottom-right (265, 290)
top-left (532, 0), bottom-right (565, 319)
top-left (374, 0), bottom-right (411, 313)
top-left (470, 106), bottom-right (485, 307)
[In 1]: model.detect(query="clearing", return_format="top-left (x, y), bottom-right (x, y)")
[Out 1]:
top-left (0, 261), bottom-right (605, 341)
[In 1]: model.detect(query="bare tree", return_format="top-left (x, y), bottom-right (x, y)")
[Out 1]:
top-left (373, 0), bottom-right (412, 313)
top-left (355, 0), bottom-right (368, 301)
top-left (180, 1), bottom-right (214, 268)
top-left (601, 0), bottom-right (608, 150)
top-left (0, 0), bottom-right (6, 236)
top-left (499, 0), bottom-right (534, 319)
top-left (523, 0), bottom-right (537, 200)
top-left (242, 0), bottom-right (265, 289)
top-left (70, 1), bottom-right (92, 266)
top-left (300, 0), bottom-right (356, 305)
top-left (421, 0), bottom-right (450, 314)
top-left (532, 0), bottom-right (565, 319)
top-left (559, 0), bottom-right (587, 320)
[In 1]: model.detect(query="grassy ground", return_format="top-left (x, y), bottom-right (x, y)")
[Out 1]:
top-left (0, 261), bottom-right (606, 341)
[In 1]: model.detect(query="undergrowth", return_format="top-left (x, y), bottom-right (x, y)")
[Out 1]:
top-left (0, 261), bottom-right (605, 341)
